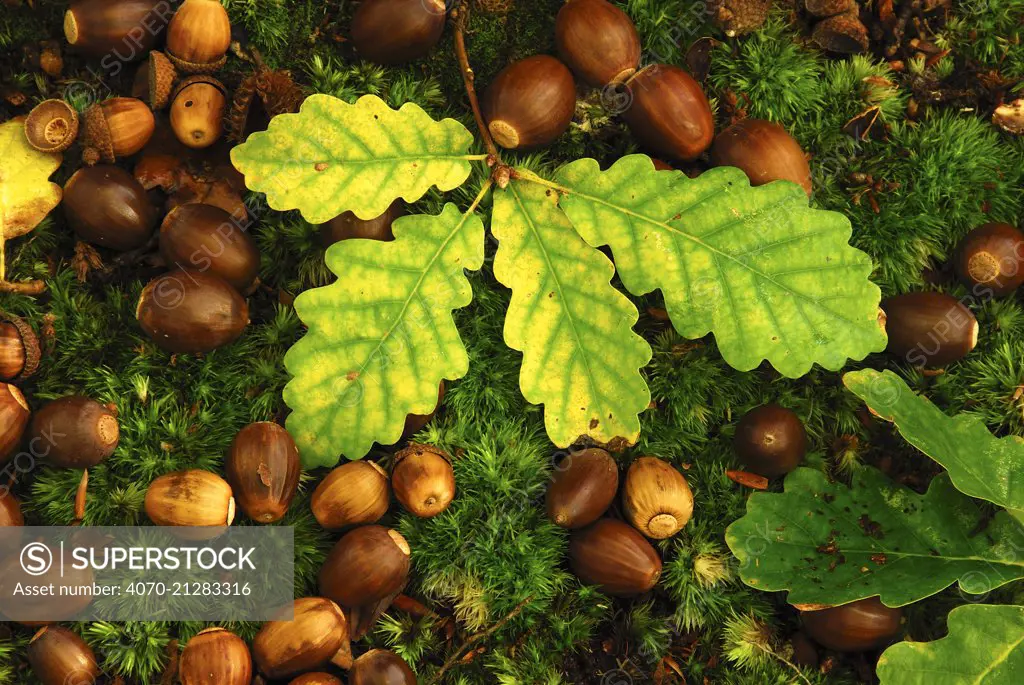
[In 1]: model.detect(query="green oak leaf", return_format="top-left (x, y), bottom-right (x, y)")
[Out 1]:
top-left (845, 369), bottom-right (1024, 522)
top-left (725, 467), bottom-right (1024, 607)
top-left (877, 604), bottom-right (1024, 684)
top-left (230, 94), bottom-right (480, 223)
top-left (551, 155), bottom-right (886, 377)
top-left (283, 203), bottom-right (484, 466)
top-left (491, 177), bottom-right (652, 448)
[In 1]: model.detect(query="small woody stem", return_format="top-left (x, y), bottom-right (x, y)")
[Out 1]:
top-left (452, 5), bottom-right (501, 163)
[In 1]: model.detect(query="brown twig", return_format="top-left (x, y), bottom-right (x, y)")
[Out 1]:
top-left (72, 469), bottom-right (88, 525)
top-left (0, 279), bottom-right (46, 295)
top-left (427, 595), bottom-right (534, 684)
top-left (452, 5), bottom-right (500, 162)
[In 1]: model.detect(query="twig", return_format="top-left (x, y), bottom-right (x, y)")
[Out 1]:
top-left (427, 594), bottom-right (534, 684)
top-left (451, 5), bottom-right (500, 162)
top-left (0, 279), bottom-right (46, 295)
top-left (72, 469), bottom-right (88, 525)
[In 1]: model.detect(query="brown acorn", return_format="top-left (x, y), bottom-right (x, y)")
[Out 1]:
top-left (569, 518), bottom-right (662, 597)
top-left (166, 0), bottom-right (232, 73)
top-left (170, 75), bottom-right (228, 148)
top-left (399, 381), bottom-right (445, 441)
top-left (180, 627), bottom-right (252, 685)
top-left (350, 649), bottom-right (416, 685)
top-left (27, 626), bottom-right (100, 685)
top-left (955, 222), bottom-right (1024, 296)
top-left (881, 292), bottom-right (978, 367)
top-left (252, 597), bottom-right (350, 678)
top-left (555, 0), bottom-right (641, 86)
top-left (351, 0), bottom-right (447, 65)
top-left (0, 493), bottom-right (23, 527)
top-left (24, 100), bottom-right (78, 153)
top-left (63, 0), bottom-right (169, 58)
top-left (392, 443), bottom-right (455, 518)
top-left (790, 631), bottom-right (819, 668)
top-left (290, 674), bottom-right (344, 685)
top-left (320, 201), bottom-right (404, 247)
top-left (545, 447), bottom-right (618, 529)
top-left (482, 55), bottom-right (577, 150)
top-left (81, 97), bottom-right (155, 164)
top-left (29, 396), bottom-right (119, 468)
top-left (63, 165), bottom-right (158, 251)
top-left (0, 546), bottom-right (94, 622)
top-left (0, 382), bottom-right (30, 465)
top-left (159, 204), bottom-right (260, 292)
top-left (137, 269), bottom-right (250, 353)
top-left (0, 313), bottom-right (41, 381)
top-left (733, 404), bottom-right (807, 478)
top-left (622, 456), bottom-right (693, 539)
top-left (709, 118), bottom-right (812, 196)
top-left (144, 469), bottom-right (235, 533)
top-left (621, 64), bottom-right (714, 161)
top-left (318, 525), bottom-right (411, 608)
top-left (311, 460), bottom-right (390, 529)
top-left (226, 422), bottom-right (300, 523)
top-left (800, 597), bottom-right (902, 652)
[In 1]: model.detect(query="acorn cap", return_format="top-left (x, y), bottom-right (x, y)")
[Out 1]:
top-left (148, 51), bottom-right (177, 110)
top-left (81, 103), bottom-right (114, 164)
top-left (171, 74), bottom-right (228, 102)
top-left (710, 0), bottom-right (771, 37)
top-left (812, 11), bottom-right (870, 53)
top-left (805, 0), bottom-right (856, 16)
top-left (24, 99), bottom-right (78, 153)
top-left (0, 311), bottom-right (40, 381)
top-left (167, 51), bottom-right (227, 75)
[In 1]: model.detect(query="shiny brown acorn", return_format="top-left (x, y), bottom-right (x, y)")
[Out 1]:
top-left (881, 292), bottom-right (978, 367)
top-left (225, 422), bottom-right (300, 523)
top-left (170, 75), bottom-right (227, 148)
top-left (392, 443), bottom-right (455, 518)
top-left (398, 381), bottom-right (445, 441)
top-left (800, 597), bottom-right (902, 652)
top-left (29, 396), bottom-right (119, 468)
top-left (0, 382), bottom-right (30, 465)
top-left (63, 165), bottom-right (158, 251)
top-left (482, 55), bottom-right (576, 150)
top-left (709, 118), bottom-right (812, 196)
top-left (351, 0), bottom-right (447, 65)
top-left (180, 627), bottom-right (252, 685)
top-left (350, 649), bottom-right (416, 685)
top-left (733, 404), bottom-right (807, 478)
top-left (159, 204), bottom-right (260, 292)
top-left (166, 0), bottom-right (232, 73)
top-left (252, 597), bottom-right (350, 678)
top-left (290, 674), bottom-right (344, 685)
top-left (0, 313), bottom-right (41, 381)
top-left (81, 97), bottom-right (155, 164)
top-left (546, 447), bottom-right (618, 529)
top-left (311, 460), bottom-right (390, 529)
top-left (621, 64), bottom-right (714, 161)
top-left (955, 222), bottom-right (1024, 296)
top-left (622, 456), bottom-right (693, 538)
top-left (321, 201), bottom-right (404, 246)
top-left (569, 518), bottom-right (662, 596)
top-left (144, 469), bottom-right (235, 532)
top-left (0, 546), bottom-right (94, 622)
top-left (555, 0), bottom-right (641, 86)
top-left (63, 0), bottom-right (168, 58)
top-left (24, 100), bottom-right (78, 153)
top-left (319, 525), bottom-right (411, 608)
top-left (27, 626), bottom-right (100, 685)
top-left (137, 269), bottom-right (249, 353)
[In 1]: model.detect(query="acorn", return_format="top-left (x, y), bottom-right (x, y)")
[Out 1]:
top-left (733, 404), bottom-right (807, 478)
top-left (159, 204), bottom-right (260, 291)
top-left (137, 269), bottom-right (250, 353)
top-left (320, 201), bottom-right (404, 247)
top-left (311, 460), bottom-right (390, 529)
top-left (0, 546), bottom-right (94, 622)
top-left (805, 0), bottom-right (856, 16)
top-left (226, 422), bottom-right (300, 523)
top-left (812, 11), bottom-right (870, 54)
top-left (622, 456), bottom-right (693, 539)
top-left (800, 597), bottom-right (902, 652)
top-left (555, 0), bottom-right (641, 86)
top-left (0, 383), bottom-right (30, 465)
top-left (621, 64), bottom-right (714, 161)
top-left (0, 313), bottom-right (41, 381)
top-left (545, 447), bottom-right (618, 529)
top-left (881, 292), bottom-right (978, 367)
top-left (351, 0), bottom-right (447, 65)
top-left (481, 55), bottom-right (577, 150)
top-left (252, 597), bottom-right (350, 679)
top-left (170, 75), bottom-right (228, 149)
top-left (180, 627), bottom-right (252, 685)
top-left (291, 674), bottom-right (344, 685)
top-left (350, 649), bottom-right (416, 685)
top-left (63, 165), bottom-right (158, 251)
top-left (166, 0), bottom-right (232, 73)
top-left (709, 118), bottom-right (812, 196)
top-left (0, 493), bottom-right (23, 528)
top-left (24, 99), bottom-right (78, 153)
top-left (27, 626), bottom-right (100, 685)
top-left (392, 443), bottom-right (455, 518)
top-left (81, 97), bottom-right (155, 164)
top-left (144, 469), bottom-right (235, 534)
top-left (318, 525), bottom-right (411, 608)
top-left (63, 0), bottom-right (168, 58)
top-left (955, 222), bottom-right (1024, 296)
top-left (398, 381), bottom-right (445, 440)
top-left (29, 396), bottom-right (119, 469)
top-left (568, 518), bottom-right (662, 597)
